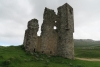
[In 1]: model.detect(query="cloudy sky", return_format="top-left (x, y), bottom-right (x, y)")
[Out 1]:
top-left (0, 0), bottom-right (100, 46)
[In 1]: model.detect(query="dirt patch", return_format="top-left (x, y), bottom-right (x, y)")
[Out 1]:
top-left (76, 57), bottom-right (100, 61)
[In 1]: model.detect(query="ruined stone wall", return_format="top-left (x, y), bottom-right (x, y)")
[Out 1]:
top-left (23, 19), bottom-right (39, 53)
top-left (40, 8), bottom-right (58, 55)
top-left (57, 3), bottom-right (74, 59)
top-left (23, 3), bottom-right (74, 59)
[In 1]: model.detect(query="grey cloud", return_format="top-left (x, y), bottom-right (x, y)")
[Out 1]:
top-left (0, 0), bottom-right (31, 45)
top-left (0, 0), bottom-right (100, 46)
top-left (0, 0), bottom-right (33, 24)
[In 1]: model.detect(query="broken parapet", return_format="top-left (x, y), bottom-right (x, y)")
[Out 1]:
top-left (23, 3), bottom-right (74, 59)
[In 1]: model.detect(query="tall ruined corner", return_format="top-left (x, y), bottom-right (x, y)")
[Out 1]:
top-left (23, 19), bottom-right (39, 53)
top-left (41, 7), bottom-right (57, 32)
top-left (57, 3), bottom-right (74, 59)
top-left (40, 7), bottom-right (58, 55)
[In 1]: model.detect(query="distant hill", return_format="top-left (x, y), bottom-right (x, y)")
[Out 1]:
top-left (74, 39), bottom-right (100, 47)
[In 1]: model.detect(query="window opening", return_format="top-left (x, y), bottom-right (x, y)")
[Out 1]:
top-left (34, 48), bottom-right (35, 52)
top-left (50, 51), bottom-right (52, 54)
top-left (42, 51), bottom-right (44, 53)
top-left (53, 26), bottom-right (57, 30)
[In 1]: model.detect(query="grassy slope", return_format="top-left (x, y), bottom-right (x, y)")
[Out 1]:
top-left (74, 39), bottom-right (100, 58)
top-left (75, 48), bottom-right (100, 58)
top-left (74, 39), bottom-right (100, 47)
top-left (0, 46), bottom-right (100, 67)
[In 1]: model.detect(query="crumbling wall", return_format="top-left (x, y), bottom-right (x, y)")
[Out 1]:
top-left (23, 3), bottom-right (74, 59)
top-left (40, 8), bottom-right (58, 55)
top-left (23, 19), bottom-right (39, 53)
top-left (57, 3), bottom-right (74, 59)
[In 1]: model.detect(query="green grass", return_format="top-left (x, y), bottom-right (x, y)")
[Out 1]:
top-left (0, 45), bottom-right (100, 67)
top-left (74, 39), bottom-right (100, 58)
top-left (75, 49), bottom-right (100, 58)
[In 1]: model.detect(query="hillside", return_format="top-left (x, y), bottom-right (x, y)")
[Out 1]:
top-left (0, 45), bottom-right (100, 67)
top-left (74, 39), bottom-right (100, 59)
top-left (74, 39), bottom-right (100, 47)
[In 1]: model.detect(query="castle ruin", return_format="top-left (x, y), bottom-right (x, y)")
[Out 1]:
top-left (23, 3), bottom-right (74, 59)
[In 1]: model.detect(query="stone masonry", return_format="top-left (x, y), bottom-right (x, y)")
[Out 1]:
top-left (23, 19), bottom-right (39, 53)
top-left (23, 3), bottom-right (74, 59)
top-left (57, 3), bottom-right (74, 59)
top-left (40, 8), bottom-right (58, 55)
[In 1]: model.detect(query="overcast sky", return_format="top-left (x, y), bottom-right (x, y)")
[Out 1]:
top-left (0, 0), bottom-right (100, 46)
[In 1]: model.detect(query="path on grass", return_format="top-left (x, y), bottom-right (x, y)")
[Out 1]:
top-left (76, 57), bottom-right (100, 61)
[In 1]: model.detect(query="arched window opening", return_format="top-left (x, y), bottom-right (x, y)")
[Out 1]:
top-left (53, 26), bottom-right (57, 30)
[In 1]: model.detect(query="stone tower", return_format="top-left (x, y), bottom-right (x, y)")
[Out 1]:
top-left (57, 3), bottom-right (74, 59)
top-left (23, 3), bottom-right (74, 59)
